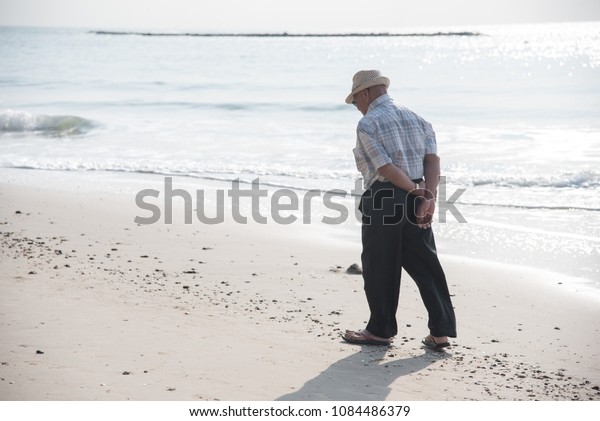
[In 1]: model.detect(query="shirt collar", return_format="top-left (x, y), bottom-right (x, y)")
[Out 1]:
top-left (367, 94), bottom-right (391, 113)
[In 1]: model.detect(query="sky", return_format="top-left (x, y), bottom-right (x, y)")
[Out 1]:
top-left (1, 0), bottom-right (599, 32)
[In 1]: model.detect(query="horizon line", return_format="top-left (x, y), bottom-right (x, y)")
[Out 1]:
top-left (90, 30), bottom-right (482, 38)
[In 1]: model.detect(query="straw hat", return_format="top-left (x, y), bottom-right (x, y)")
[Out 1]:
top-left (345, 70), bottom-right (390, 104)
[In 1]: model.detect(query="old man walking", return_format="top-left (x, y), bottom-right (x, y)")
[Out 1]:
top-left (342, 70), bottom-right (457, 349)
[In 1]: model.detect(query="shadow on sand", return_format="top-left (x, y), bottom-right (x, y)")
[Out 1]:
top-left (276, 343), bottom-right (451, 401)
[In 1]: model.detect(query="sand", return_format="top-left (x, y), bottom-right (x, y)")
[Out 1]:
top-left (1, 169), bottom-right (599, 401)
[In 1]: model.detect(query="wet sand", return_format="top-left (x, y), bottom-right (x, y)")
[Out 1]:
top-left (1, 170), bottom-right (599, 401)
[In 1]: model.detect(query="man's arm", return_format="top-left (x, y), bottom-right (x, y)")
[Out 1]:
top-left (377, 155), bottom-right (440, 228)
top-left (377, 163), bottom-right (422, 195)
top-left (415, 153), bottom-right (440, 228)
top-left (423, 154), bottom-right (440, 199)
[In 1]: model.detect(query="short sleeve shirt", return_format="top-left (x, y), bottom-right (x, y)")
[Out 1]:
top-left (352, 94), bottom-right (437, 188)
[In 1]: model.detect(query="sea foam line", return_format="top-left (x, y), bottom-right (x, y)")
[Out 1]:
top-left (460, 201), bottom-right (600, 212)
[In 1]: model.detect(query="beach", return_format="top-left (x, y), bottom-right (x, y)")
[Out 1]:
top-left (1, 21), bottom-right (600, 405)
top-left (2, 23), bottom-right (599, 283)
top-left (1, 168), bottom-right (599, 401)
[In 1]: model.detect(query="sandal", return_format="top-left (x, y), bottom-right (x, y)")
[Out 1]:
top-left (342, 329), bottom-right (392, 346)
top-left (421, 335), bottom-right (451, 349)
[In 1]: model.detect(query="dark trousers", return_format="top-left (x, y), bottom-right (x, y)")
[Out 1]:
top-left (359, 181), bottom-right (457, 339)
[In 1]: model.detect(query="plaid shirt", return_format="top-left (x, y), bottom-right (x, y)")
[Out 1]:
top-left (352, 94), bottom-right (437, 188)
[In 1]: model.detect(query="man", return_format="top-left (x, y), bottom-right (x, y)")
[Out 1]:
top-left (342, 70), bottom-right (457, 349)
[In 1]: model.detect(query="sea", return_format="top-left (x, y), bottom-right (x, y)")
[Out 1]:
top-left (1, 22), bottom-right (599, 284)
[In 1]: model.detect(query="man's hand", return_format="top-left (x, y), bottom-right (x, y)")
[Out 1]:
top-left (416, 197), bottom-right (435, 229)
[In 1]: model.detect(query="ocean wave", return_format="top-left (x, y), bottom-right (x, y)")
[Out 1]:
top-left (2, 156), bottom-right (598, 192)
top-left (0, 109), bottom-right (96, 136)
top-left (97, 100), bottom-right (347, 112)
top-left (447, 170), bottom-right (600, 189)
top-left (2, 162), bottom-right (599, 208)
top-left (459, 202), bottom-right (600, 212)
top-left (483, 175), bottom-right (599, 189)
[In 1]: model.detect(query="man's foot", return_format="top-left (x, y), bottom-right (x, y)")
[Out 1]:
top-left (342, 329), bottom-right (393, 346)
top-left (421, 335), bottom-right (451, 349)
